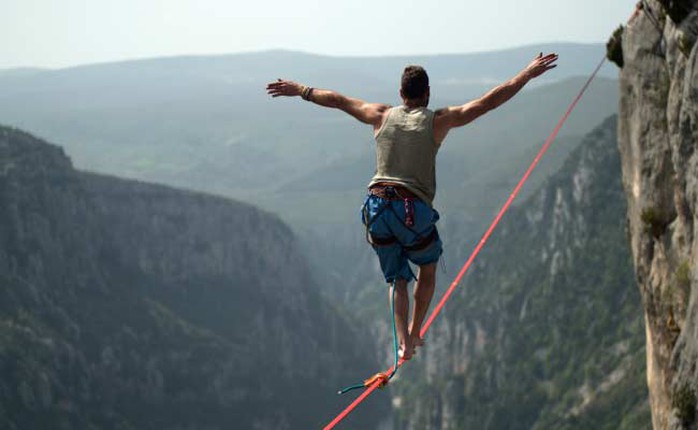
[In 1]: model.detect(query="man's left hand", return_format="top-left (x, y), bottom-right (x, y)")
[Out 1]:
top-left (522, 53), bottom-right (558, 80)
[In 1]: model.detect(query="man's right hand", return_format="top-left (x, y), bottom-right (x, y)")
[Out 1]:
top-left (266, 79), bottom-right (304, 98)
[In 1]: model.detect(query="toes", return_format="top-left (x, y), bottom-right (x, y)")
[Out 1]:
top-left (410, 335), bottom-right (425, 348)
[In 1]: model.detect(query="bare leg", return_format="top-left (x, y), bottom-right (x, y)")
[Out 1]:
top-left (390, 279), bottom-right (413, 360)
top-left (409, 263), bottom-right (437, 350)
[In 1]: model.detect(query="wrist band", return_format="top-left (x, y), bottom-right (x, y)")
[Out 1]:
top-left (301, 86), bottom-right (314, 101)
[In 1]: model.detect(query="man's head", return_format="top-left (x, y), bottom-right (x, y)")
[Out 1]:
top-left (400, 65), bottom-right (430, 107)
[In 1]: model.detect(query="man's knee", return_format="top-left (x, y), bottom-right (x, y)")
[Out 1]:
top-left (417, 263), bottom-right (437, 283)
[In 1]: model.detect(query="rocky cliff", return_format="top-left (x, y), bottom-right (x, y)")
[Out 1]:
top-left (393, 117), bottom-right (649, 429)
top-left (616, 1), bottom-right (698, 428)
top-left (0, 125), bottom-right (388, 429)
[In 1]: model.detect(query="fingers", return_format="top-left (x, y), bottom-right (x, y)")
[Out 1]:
top-left (528, 52), bottom-right (558, 76)
top-left (538, 53), bottom-right (558, 64)
top-left (536, 53), bottom-right (559, 71)
top-left (266, 85), bottom-right (283, 96)
top-left (525, 52), bottom-right (559, 79)
top-left (266, 79), bottom-right (294, 97)
top-left (534, 53), bottom-right (558, 62)
top-left (266, 80), bottom-right (286, 90)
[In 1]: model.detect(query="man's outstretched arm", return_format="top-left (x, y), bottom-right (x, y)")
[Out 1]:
top-left (266, 79), bottom-right (390, 131)
top-left (433, 53), bottom-right (558, 144)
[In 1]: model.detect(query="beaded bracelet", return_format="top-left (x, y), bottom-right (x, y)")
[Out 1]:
top-left (301, 86), bottom-right (314, 101)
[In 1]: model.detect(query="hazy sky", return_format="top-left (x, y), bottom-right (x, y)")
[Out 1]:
top-left (3, 0), bottom-right (637, 69)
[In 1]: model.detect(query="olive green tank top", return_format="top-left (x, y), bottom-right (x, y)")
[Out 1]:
top-left (368, 106), bottom-right (438, 206)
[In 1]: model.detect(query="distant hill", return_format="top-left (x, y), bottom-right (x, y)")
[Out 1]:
top-left (0, 43), bottom-right (615, 200)
top-left (0, 68), bottom-right (45, 78)
top-left (0, 43), bottom-right (615, 90)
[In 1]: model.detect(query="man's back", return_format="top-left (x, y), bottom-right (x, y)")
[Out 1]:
top-left (370, 106), bottom-right (438, 206)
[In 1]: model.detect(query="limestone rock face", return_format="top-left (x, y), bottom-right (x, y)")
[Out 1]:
top-left (618, 1), bottom-right (698, 428)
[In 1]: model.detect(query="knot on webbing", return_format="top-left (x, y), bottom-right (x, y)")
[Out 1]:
top-left (364, 372), bottom-right (390, 389)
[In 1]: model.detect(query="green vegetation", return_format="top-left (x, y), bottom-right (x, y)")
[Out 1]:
top-left (678, 31), bottom-right (696, 57)
top-left (677, 260), bottom-right (691, 289)
top-left (0, 125), bottom-right (388, 429)
top-left (607, 25), bottom-right (625, 68)
top-left (673, 383), bottom-right (697, 425)
top-left (641, 207), bottom-right (668, 238)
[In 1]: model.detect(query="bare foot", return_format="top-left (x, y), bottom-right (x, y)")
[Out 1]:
top-left (409, 332), bottom-right (425, 350)
top-left (398, 338), bottom-right (414, 360)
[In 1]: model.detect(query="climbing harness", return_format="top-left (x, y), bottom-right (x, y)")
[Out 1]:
top-left (361, 184), bottom-right (439, 251)
top-left (405, 198), bottom-right (415, 227)
top-left (322, 54), bottom-right (608, 430)
top-left (337, 282), bottom-right (400, 395)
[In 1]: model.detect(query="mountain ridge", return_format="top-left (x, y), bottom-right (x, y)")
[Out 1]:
top-left (0, 43), bottom-right (612, 77)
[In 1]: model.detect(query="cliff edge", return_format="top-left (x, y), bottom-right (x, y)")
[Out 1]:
top-left (617, 1), bottom-right (698, 428)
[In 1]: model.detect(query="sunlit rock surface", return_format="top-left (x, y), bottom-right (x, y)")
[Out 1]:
top-left (618, 1), bottom-right (698, 428)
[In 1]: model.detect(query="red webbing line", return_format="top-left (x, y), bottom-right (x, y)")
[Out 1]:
top-left (323, 55), bottom-right (607, 430)
top-left (421, 54), bottom-right (606, 336)
top-left (323, 377), bottom-right (380, 429)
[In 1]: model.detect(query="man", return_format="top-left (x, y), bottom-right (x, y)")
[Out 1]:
top-left (266, 53), bottom-right (558, 360)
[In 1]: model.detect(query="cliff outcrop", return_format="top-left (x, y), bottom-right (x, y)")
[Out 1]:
top-left (617, 1), bottom-right (698, 428)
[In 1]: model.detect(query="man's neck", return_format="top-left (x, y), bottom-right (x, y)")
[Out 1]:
top-left (404, 101), bottom-right (427, 109)
top-left (403, 97), bottom-right (428, 109)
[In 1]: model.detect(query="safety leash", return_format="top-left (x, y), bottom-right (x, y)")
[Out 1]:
top-left (322, 54), bottom-right (607, 430)
top-left (337, 282), bottom-right (400, 394)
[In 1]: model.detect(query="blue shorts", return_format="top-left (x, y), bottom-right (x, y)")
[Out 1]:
top-left (361, 194), bottom-right (443, 283)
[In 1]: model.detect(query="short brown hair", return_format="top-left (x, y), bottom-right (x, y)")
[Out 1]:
top-left (401, 65), bottom-right (429, 99)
